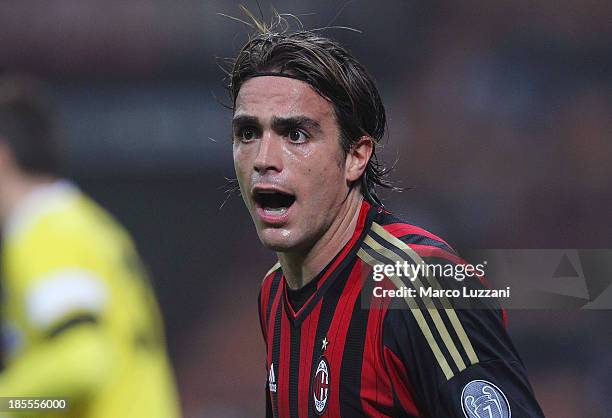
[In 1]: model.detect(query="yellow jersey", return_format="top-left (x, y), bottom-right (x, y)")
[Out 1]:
top-left (0, 181), bottom-right (181, 418)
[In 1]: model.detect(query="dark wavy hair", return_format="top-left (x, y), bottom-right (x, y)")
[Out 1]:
top-left (227, 15), bottom-right (394, 205)
top-left (0, 74), bottom-right (61, 176)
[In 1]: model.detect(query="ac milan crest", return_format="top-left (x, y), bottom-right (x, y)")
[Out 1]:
top-left (312, 356), bottom-right (330, 415)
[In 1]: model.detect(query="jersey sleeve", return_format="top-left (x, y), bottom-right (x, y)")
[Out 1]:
top-left (6, 225), bottom-right (110, 341)
top-left (380, 253), bottom-right (544, 417)
top-left (0, 324), bottom-right (112, 399)
top-left (0, 222), bottom-right (114, 400)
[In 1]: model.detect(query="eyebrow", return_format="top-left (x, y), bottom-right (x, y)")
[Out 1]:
top-left (232, 115), bottom-right (259, 130)
top-left (232, 114), bottom-right (322, 134)
top-left (270, 116), bottom-right (322, 134)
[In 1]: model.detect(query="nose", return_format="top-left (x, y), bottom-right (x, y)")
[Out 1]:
top-left (253, 132), bottom-right (282, 174)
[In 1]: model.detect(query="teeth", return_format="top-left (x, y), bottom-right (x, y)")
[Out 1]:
top-left (263, 207), bottom-right (287, 215)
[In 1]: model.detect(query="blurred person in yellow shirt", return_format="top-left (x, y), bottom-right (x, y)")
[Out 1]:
top-left (0, 75), bottom-right (181, 418)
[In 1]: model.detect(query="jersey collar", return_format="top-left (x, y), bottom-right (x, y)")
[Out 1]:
top-left (282, 200), bottom-right (376, 324)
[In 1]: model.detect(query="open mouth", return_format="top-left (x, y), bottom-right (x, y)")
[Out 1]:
top-left (253, 190), bottom-right (296, 215)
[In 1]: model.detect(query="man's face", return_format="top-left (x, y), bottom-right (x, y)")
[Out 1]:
top-left (233, 76), bottom-right (351, 252)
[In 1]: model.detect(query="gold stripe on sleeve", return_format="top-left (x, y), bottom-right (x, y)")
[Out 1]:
top-left (358, 247), bottom-right (455, 380)
top-left (362, 236), bottom-right (467, 374)
top-left (370, 222), bottom-right (480, 367)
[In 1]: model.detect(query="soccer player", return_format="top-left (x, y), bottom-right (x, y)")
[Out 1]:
top-left (229, 24), bottom-right (545, 417)
top-left (0, 75), bottom-right (181, 418)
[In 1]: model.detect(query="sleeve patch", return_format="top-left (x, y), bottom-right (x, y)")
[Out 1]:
top-left (461, 379), bottom-right (511, 418)
top-left (25, 269), bottom-right (108, 330)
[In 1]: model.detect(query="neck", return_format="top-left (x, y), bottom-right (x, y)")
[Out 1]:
top-left (279, 189), bottom-right (364, 290)
top-left (0, 173), bottom-right (56, 224)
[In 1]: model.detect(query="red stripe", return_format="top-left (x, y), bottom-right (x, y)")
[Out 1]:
top-left (260, 273), bottom-right (275, 342)
top-left (284, 201), bottom-right (371, 319)
top-left (361, 277), bottom-right (394, 416)
top-left (298, 302), bottom-right (322, 417)
top-left (325, 260), bottom-right (367, 416)
top-left (278, 305), bottom-right (292, 417)
top-left (267, 284), bottom-right (283, 369)
top-left (383, 347), bottom-right (420, 416)
top-left (383, 223), bottom-right (451, 247)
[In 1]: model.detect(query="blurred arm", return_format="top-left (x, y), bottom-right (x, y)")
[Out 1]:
top-left (0, 321), bottom-right (112, 398)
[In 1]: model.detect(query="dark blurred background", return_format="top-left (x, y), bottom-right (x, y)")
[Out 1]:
top-left (1, 0), bottom-right (610, 416)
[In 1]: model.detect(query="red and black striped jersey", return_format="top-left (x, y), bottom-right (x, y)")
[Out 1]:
top-left (258, 201), bottom-right (543, 417)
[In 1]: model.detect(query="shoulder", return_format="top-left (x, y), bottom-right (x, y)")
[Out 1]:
top-left (363, 208), bottom-right (459, 267)
top-left (261, 262), bottom-right (281, 285)
top-left (259, 262), bottom-right (283, 310)
top-left (258, 262), bottom-right (283, 341)
top-left (11, 190), bottom-right (118, 248)
top-left (365, 209), bottom-right (507, 353)
top-left (5, 191), bottom-right (136, 284)
top-left (3, 204), bottom-right (86, 281)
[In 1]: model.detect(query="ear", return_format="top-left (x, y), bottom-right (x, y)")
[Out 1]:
top-left (345, 136), bottom-right (373, 183)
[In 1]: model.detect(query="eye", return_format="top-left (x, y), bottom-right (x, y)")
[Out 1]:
top-left (236, 127), bottom-right (257, 142)
top-left (288, 129), bottom-right (308, 143)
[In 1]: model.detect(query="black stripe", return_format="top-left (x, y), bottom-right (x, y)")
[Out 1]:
top-left (289, 322), bottom-right (301, 418)
top-left (404, 257), bottom-right (475, 368)
top-left (267, 271), bottom-right (282, 332)
top-left (46, 314), bottom-right (98, 339)
top-left (367, 230), bottom-right (413, 264)
top-left (308, 265), bottom-right (353, 418)
top-left (339, 287), bottom-right (370, 417)
top-left (258, 287), bottom-right (264, 339)
top-left (271, 296), bottom-right (282, 417)
top-left (435, 298), bottom-right (472, 367)
top-left (373, 210), bottom-right (402, 226)
top-left (266, 384), bottom-right (273, 418)
top-left (398, 234), bottom-right (456, 255)
top-left (382, 304), bottom-right (462, 394)
top-left (392, 390), bottom-right (418, 418)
